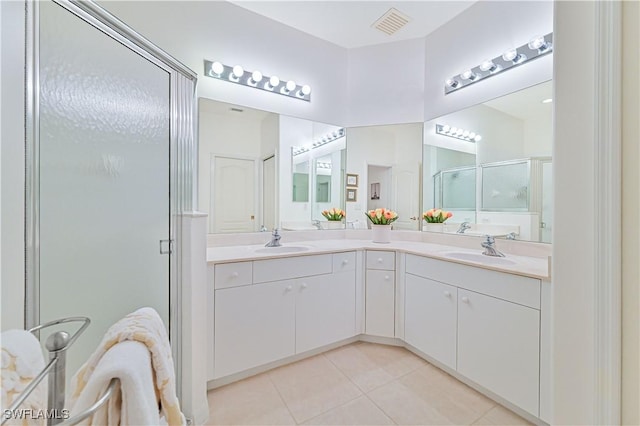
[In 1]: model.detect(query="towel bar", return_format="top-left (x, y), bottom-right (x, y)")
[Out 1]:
top-left (1, 316), bottom-right (119, 426)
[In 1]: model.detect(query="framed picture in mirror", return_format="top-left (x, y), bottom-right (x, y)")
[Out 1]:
top-left (346, 188), bottom-right (357, 202)
top-left (370, 182), bottom-right (380, 200)
top-left (346, 173), bottom-right (359, 187)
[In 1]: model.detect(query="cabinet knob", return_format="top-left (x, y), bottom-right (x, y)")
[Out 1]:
top-left (461, 296), bottom-right (469, 304)
top-left (231, 272), bottom-right (239, 278)
top-left (342, 259), bottom-right (349, 265)
top-left (301, 283), bottom-right (308, 289)
top-left (444, 291), bottom-right (451, 298)
top-left (285, 285), bottom-right (293, 292)
top-left (377, 258), bottom-right (383, 263)
top-left (384, 275), bottom-right (390, 281)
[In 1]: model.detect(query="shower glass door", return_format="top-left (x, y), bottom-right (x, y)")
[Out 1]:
top-left (38, 1), bottom-right (170, 375)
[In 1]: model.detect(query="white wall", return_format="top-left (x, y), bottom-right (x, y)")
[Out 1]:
top-left (622, 1), bottom-right (640, 423)
top-left (100, 1), bottom-right (348, 126)
top-left (347, 37), bottom-right (425, 127)
top-left (1, 1), bottom-right (25, 330)
top-left (552, 2), bottom-right (596, 423)
top-left (423, 1), bottom-right (553, 121)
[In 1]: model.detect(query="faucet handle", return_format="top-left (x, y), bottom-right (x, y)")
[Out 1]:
top-left (483, 235), bottom-right (495, 244)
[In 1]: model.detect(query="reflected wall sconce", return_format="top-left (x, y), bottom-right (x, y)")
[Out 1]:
top-left (436, 124), bottom-right (482, 143)
top-left (444, 33), bottom-right (552, 95)
top-left (293, 128), bottom-right (345, 156)
top-left (204, 59), bottom-right (311, 102)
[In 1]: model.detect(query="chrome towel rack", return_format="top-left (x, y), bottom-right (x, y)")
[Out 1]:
top-left (2, 317), bottom-right (119, 426)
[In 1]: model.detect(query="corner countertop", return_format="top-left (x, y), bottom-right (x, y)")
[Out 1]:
top-left (207, 239), bottom-right (550, 280)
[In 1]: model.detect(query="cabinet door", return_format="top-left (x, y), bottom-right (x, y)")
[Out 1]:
top-left (214, 280), bottom-right (295, 378)
top-left (457, 289), bottom-right (540, 416)
top-left (404, 274), bottom-right (457, 369)
top-left (365, 270), bottom-right (395, 337)
top-left (296, 271), bottom-right (356, 353)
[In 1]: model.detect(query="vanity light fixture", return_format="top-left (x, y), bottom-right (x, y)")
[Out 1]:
top-left (436, 124), bottom-right (482, 143)
top-left (444, 32), bottom-right (553, 95)
top-left (204, 60), bottom-right (311, 102)
top-left (293, 128), bottom-right (345, 156)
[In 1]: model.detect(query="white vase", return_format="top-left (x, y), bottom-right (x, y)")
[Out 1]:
top-left (324, 220), bottom-right (344, 230)
top-left (371, 224), bottom-right (392, 243)
top-left (424, 223), bottom-right (444, 233)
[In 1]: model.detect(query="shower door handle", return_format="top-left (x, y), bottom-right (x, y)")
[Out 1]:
top-left (159, 239), bottom-right (173, 255)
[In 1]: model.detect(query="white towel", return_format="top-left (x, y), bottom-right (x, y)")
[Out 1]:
top-left (69, 341), bottom-right (159, 425)
top-left (69, 307), bottom-right (184, 425)
top-left (0, 329), bottom-right (46, 426)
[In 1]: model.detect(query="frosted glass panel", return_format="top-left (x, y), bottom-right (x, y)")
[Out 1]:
top-left (39, 2), bottom-right (170, 376)
top-left (442, 168), bottom-right (476, 210)
top-left (481, 162), bottom-right (529, 211)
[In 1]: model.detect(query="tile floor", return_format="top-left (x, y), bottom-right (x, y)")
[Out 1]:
top-left (207, 342), bottom-right (532, 425)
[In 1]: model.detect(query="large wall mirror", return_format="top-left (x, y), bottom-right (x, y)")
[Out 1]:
top-left (346, 123), bottom-right (423, 230)
top-left (198, 98), bottom-right (346, 233)
top-left (423, 80), bottom-right (552, 243)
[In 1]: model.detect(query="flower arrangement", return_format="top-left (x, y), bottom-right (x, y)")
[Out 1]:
top-left (321, 208), bottom-right (345, 221)
top-left (365, 208), bottom-right (398, 225)
top-left (423, 208), bottom-right (453, 223)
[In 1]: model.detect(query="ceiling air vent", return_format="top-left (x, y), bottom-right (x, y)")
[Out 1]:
top-left (372, 8), bottom-right (410, 36)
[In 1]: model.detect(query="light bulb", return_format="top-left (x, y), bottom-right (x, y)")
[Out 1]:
top-left (442, 125), bottom-right (451, 133)
top-left (461, 70), bottom-right (476, 80)
top-left (211, 61), bottom-right (224, 75)
top-left (528, 35), bottom-right (548, 51)
top-left (445, 78), bottom-right (459, 88)
top-left (451, 127), bottom-right (458, 134)
top-left (474, 135), bottom-right (482, 142)
top-left (285, 80), bottom-right (296, 92)
top-left (502, 49), bottom-right (525, 63)
top-left (479, 59), bottom-right (496, 72)
top-left (456, 128), bottom-right (464, 136)
top-left (268, 75), bottom-right (280, 89)
top-left (251, 70), bottom-right (263, 84)
top-left (462, 130), bottom-right (470, 138)
top-left (300, 85), bottom-right (311, 96)
top-left (469, 132), bottom-right (476, 139)
top-left (232, 65), bottom-right (244, 78)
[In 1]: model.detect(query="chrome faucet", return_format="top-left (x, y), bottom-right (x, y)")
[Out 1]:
top-left (506, 232), bottom-right (517, 240)
top-left (265, 228), bottom-right (282, 247)
top-left (481, 235), bottom-right (505, 257)
top-left (312, 220), bottom-right (322, 230)
top-left (457, 222), bottom-right (472, 234)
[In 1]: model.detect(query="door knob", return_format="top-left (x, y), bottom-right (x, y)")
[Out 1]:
top-left (285, 285), bottom-right (293, 292)
top-left (444, 291), bottom-right (451, 298)
top-left (461, 296), bottom-right (469, 304)
top-left (301, 283), bottom-right (308, 289)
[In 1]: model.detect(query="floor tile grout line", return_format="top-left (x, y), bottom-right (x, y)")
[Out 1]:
top-left (360, 390), bottom-right (400, 425)
top-left (467, 401), bottom-right (498, 425)
top-left (297, 393), bottom-right (364, 425)
top-left (265, 371), bottom-right (299, 425)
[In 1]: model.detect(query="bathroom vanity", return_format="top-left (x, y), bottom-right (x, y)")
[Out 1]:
top-left (206, 236), bottom-right (551, 423)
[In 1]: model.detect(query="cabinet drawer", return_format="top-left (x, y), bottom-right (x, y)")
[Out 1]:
top-left (214, 261), bottom-right (253, 289)
top-left (333, 251), bottom-right (356, 273)
top-left (253, 254), bottom-right (333, 283)
top-left (366, 250), bottom-right (396, 270)
top-left (406, 254), bottom-right (540, 309)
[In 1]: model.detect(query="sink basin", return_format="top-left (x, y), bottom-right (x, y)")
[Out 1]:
top-left (254, 246), bottom-right (311, 254)
top-left (443, 251), bottom-right (517, 266)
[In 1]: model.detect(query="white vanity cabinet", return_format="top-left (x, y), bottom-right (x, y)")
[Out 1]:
top-left (211, 252), bottom-right (357, 380)
top-left (365, 250), bottom-right (396, 337)
top-left (404, 273), bottom-right (457, 369)
top-left (404, 254), bottom-right (542, 418)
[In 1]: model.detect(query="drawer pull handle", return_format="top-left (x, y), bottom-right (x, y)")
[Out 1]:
top-left (378, 258), bottom-right (383, 263)
top-left (444, 291), bottom-right (451, 298)
top-left (461, 296), bottom-right (469, 304)
top-left (285, 286), bottom-right (293, 292)
top-left (342, 259), bottom-right (349, 265)
top-left (385, 275), bottom-right (390, 280)
top-left (301, 283), bottom-right (308, 289)
top-left (231, 272), bottom-right (239, 278)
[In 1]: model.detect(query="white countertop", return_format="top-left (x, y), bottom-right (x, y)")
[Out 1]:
top-left (207, 239), bottom-right (550, 280)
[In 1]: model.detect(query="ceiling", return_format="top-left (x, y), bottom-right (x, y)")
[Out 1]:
top-left (228, 1), bottom-right (477, 49)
